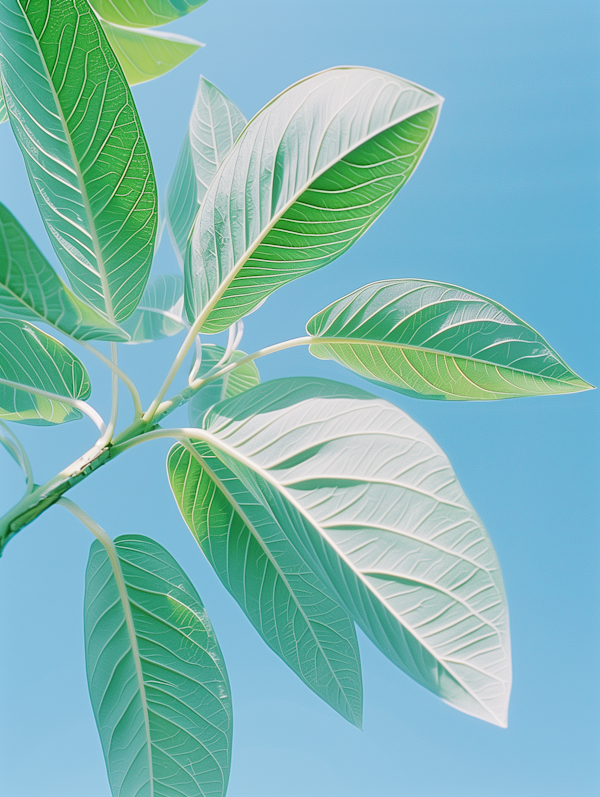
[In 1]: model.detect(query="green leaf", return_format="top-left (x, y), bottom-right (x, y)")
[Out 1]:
top-left (0, 203), bottom-right (128, 342)
top-left (85, 534), bottom-right (232, 797)
top-left (120, 274), bottom-right (185, 343)
top-left (188, 344), bottom-right (260, 426)
top-left (100, 20), bottom-right (202, 86)
top-left (307, 279), bottom-right (593, 400)
top-left (90, 0), bottom-right (208, 28)
top-left (186, 67), bottom-right (442, 332)
top-left (168, 440), bottom-right (363, 726)
top-left (0, 0), bottom-right (158, 323)
top-left (199, 378), bottom-right (511, 727)
top-left (0, 318), bottom-right (90, 425)
top-left (167, 76), bottom-right (246, 264)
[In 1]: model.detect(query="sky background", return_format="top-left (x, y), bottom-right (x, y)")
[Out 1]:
top-left (1, 1), bottom-right (599, 795)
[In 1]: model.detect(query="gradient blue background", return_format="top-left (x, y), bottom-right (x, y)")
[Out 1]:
top-left (1, 1), bottom-right (599, 794)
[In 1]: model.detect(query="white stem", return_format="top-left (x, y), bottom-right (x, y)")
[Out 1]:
top-left (188, 336), bottom-right (203, 385)
top-left (75, 339), bottom-right (143, 417)
top-left (96, 343), bottom-right (119, 447)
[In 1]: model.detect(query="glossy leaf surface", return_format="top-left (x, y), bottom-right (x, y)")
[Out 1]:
top-left (90, 0), bottom-right (208, 28)
top-left (200, 378), bottom-right (511, 726)
top-left (0, 203), bottom-right (128, 342)
top-left (186, 67), bottom-right (442, 331)
top-left (0, 0), bottom-right (157, 323)
top-left (188, 344), bottom-right (260, 426)
top-left (168, 440), bottom-right (363, 726)
top-left (101, 20), bottom-right (202, 85)
top-left (167, 77), bottom-right (246, 263)
top-left (0, 319), bottom-right (90, 424)
top-left (308, 279), bottom-right (592, 400)
top-left (121, 274), bottom-right (185, 343)
top-left (85, 534), bottom-right (232, 797)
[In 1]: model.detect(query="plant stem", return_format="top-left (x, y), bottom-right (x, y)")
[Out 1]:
top-left (95, 343), bottom-right (119, 447)
top-left (0, 420), bottom-right (34, 494)
top-left (75, 339), bottom-right (143, 417)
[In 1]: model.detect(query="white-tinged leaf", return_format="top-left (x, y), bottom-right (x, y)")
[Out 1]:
top-left (168, 440), bottom-right (363, 726)
top-left (85, 534), bottom-right (232, 797)
top-left (90, 0), bottom-right (208, 28)
top-left (186, 67), bottom-right (442, 332)
top-left (0, 0), bottom-right (158, 323)
top-left (120, 273), bottom-right (185, 343)
top-left (200, 377), bottom-right (511, 726)
top-left (0, 318), bottom-right (90, 424)
top-left (167, 76), bottom-right (246, 264)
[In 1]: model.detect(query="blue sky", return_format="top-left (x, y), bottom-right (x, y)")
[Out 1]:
top-left (1, 1), bottom-right (599, 795)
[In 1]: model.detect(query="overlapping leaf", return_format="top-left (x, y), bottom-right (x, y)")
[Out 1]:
top-left (85, 534), bottom-right (232, 797)
top-left (168, 440), bottom-right (363, 726)
top-left (167, 77), bottom-right (246, 263)
top-left (188, 344), bottom-right (260, 425)
top-left (307, 280), bottom-right (592, 400)
top-left (0, 319), bottom-right (90, 424)
top-left (197, 378), bottom-right (511, 726)
top-left (121, 274), bottom-right (185, 343)
top-left (0, 0), bottom-right (158, 323)
top-left (186, 67), bottom-right (443, 332)
top-left (0, 203), bottom-right (128, 342)
top-left (90, 0), bottom-right (208, 28)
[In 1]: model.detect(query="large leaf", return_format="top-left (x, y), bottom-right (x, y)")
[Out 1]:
top-left (90, 0), bottom-right (208, 28)
top-left (167, 77), bottom-right (246, 263)
top-left (198, 378), bottom-right (511, 726)
top-left (0, 318), bottom-right (90, 424)
top-left (85, 534), bottom-right (232, 797)
top-left (100, 20), bottom-right (202, 85)
top-left (0, 0), bottom-right (158, 323)
top-left (168, 440), bottom-right (363, 726)
top-left (188, 343), bottom-right (260, 426)
top-left (120, 273), bottom-right (185, 343)
top-left (307, 280), bottom-right (592, 400)
top-left (0, 203), bottom-right (128, 342)
top-left (186, 67), bottom-right (443, 332)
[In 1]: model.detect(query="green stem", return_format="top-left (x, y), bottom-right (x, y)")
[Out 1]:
top-left (96, 342), bottom-right (119, 447)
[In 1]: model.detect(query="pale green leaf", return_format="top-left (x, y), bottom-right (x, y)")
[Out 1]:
top-left (186, 67), bottom-right (442, 332)
top-left (85, 534), bottom-right (232, 797)
top-left (120, 273), bottom-right (185, 343)
top-left (90, 0), bottom-right (208, 28)
top-left (0, 203), bottom-right (128, 342)
top-left (188, 344), bottom-right (260, 426)
top-left (167, 76), bottom-right (246, 263)
top-left (307, 279), bottom-right (593, 400)
top-left (0, 318), bottom-right (90, 425)
top-left (0, 0), bottom-right (158, 323)
top-left (199, 378), bottom-right (511, 726)
top-left (100, 20), bottom-right (202, 85)
top-left (168, 440), bottom-right (363, 726)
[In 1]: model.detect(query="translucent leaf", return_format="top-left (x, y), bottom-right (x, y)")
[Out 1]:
top-left (121, 274), bottom-right (185, 343)
top-left (90, 0), bottom-right (208, 28)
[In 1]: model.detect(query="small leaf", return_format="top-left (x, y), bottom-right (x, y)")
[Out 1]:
top-left (90, 0), bottom-right (208, 28)
top-left (100, 20), bottom-right (202, 85)
top-left (307, 279), bottom-right (593, 400)
top-left (188, 344), bottom-right (260, 426)
top-left (0, 203), bottom-right (128, 342)
top-left (199, 378), bottom-right (512, 726)
top-left (167, 77), bottom-right (247, 263)
top-left (120, 274), bottom-right (185, 343)
top-left (186, 67), bottom-right (442, 332)
top-left (0, 0), bottom-right (158, 323)
top-left (0, 319), bottom-right (90, 425)
top-left (168, 440), bottom-right (363, 726)
top-left (85, 534), bottom-right (232, 797)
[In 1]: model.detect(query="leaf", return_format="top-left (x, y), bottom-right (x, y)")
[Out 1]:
top-left (167, 76), bottom-right (247, 264)
top-left (90, 0), bottom-right (208, 28)
top-left (0, 318), bottom-right (90, 424)
top-left (120, 274), bottom-right (185, 343)
top-left (307, 279), bottom-right (593, 400)
top-left (199, 378), bottom-right (511, 726)
top-left (0, 0), bottom-right (158, 323)
top-left (186, 66), bottom-right (443, 332)
top-left (0, 419), bottom-right (31, 490)
top-left (188, 344), bottom-right (260, 426)
top-left (85, 534), bottom-right (232, 797)
top-left (0, 203), bottom-right (128, 342)
top-left (168, 440), bottom-right (363, 726)
top-left (100, 20), bottom-right (202, 86)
